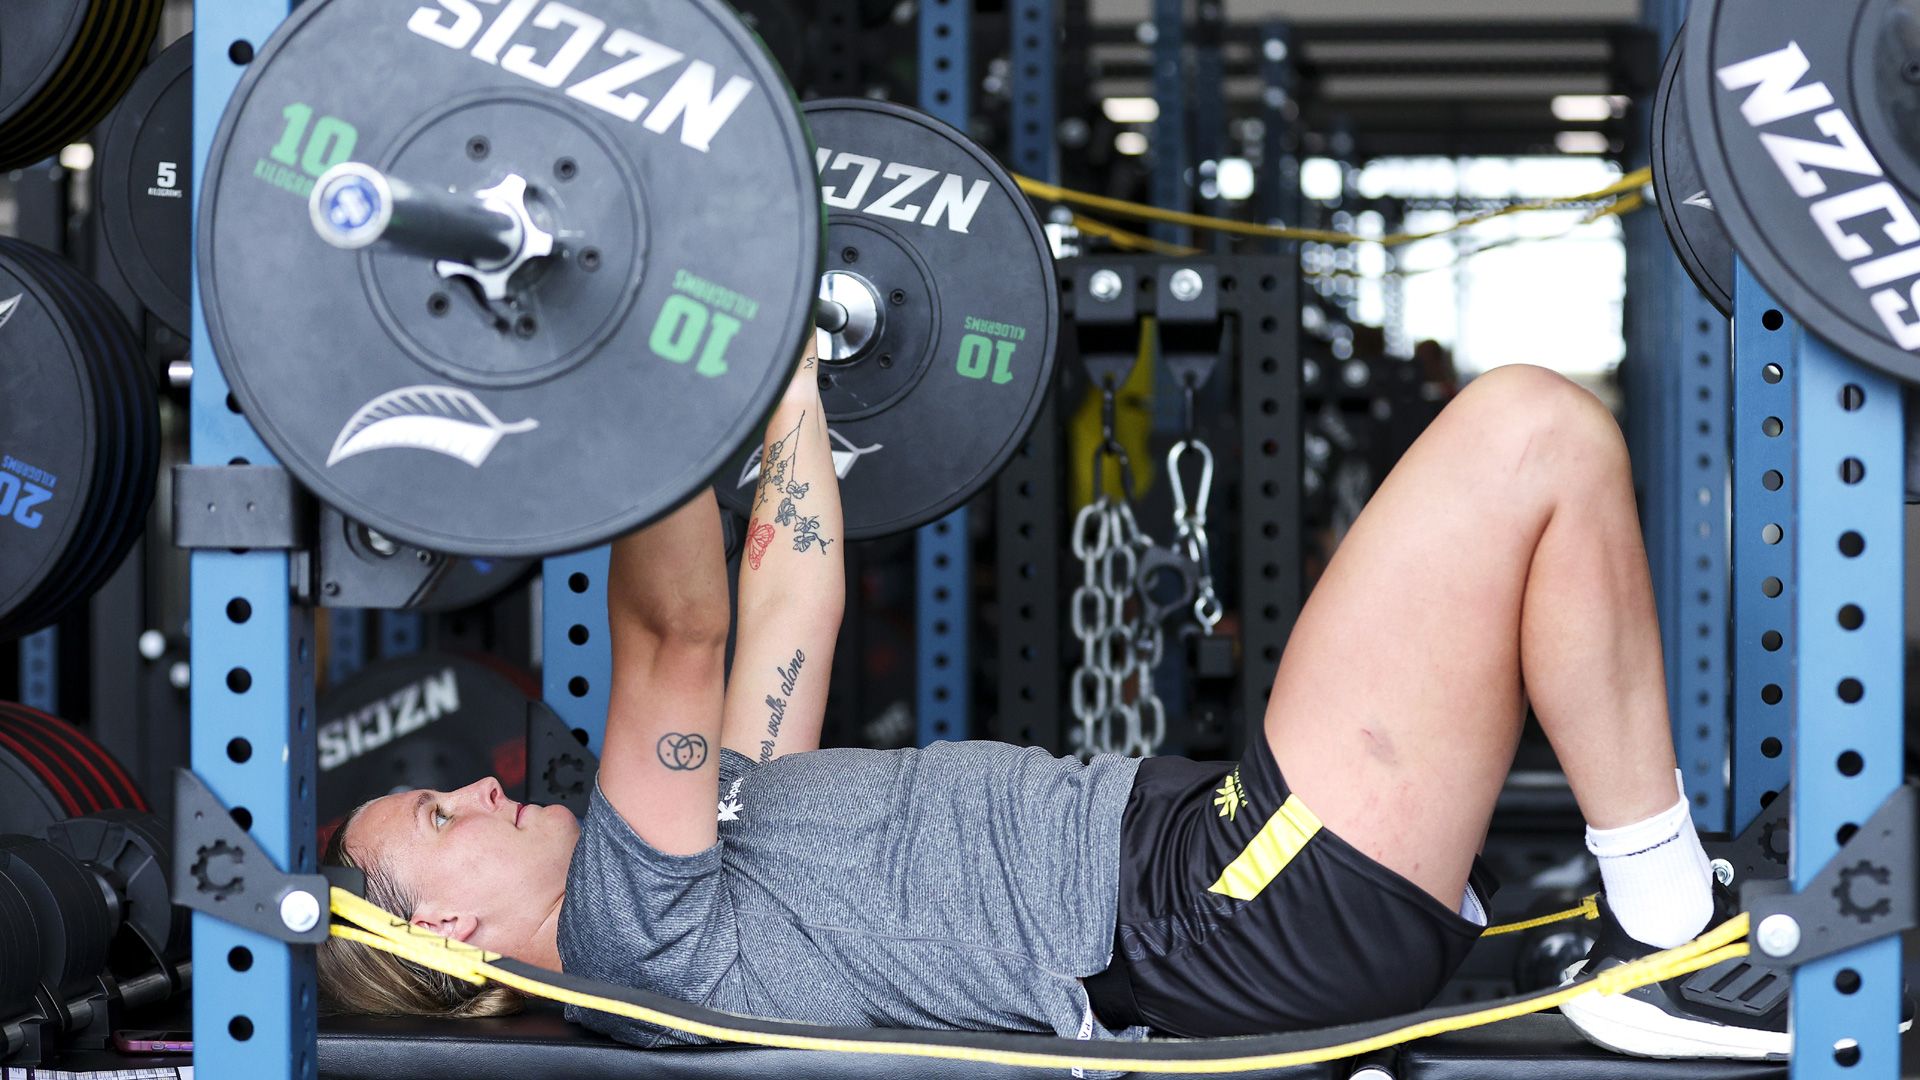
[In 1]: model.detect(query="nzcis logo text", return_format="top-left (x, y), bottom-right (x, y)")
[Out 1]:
top-left (406, 0), bottom-right (753, 153)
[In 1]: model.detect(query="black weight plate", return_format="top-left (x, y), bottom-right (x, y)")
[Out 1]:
top-left (1686, 1), bottom-right (1920, 381)
top-left (201, 0), bottom-right (820, 558)
top-left (44, 809), bottom-right (187, 961)
top-left (0, 249), bottom-right (100, 635)
top-left (0, 0), bottom-right (122, 165)
top-left (414, 557), bottom-right (533, 612)
top-left (0, 0), bottom-right (131, 168)
top-left (0, 0), bottom-right (164, 173)
top-left (317, 651), bottom-right (534, 841)
top-left (0, 867), bottom-right (40, 1018)
top-left (1652, 33), bottom-right (1733, 317)
top-left (718, 100), bottom-right (1059, 540)
top-left (0, 242), bottom-right (151, 639)
top-left (0, 704), bottom-right (122, 815)
top-left (0, 736), bottom-right (70, 832)
top-left (0, 703), bottom-right (147, 811)
top-left (0, 834), bottom-right (111, 994)
top-left (20, 244), bottom-right (158, 622)
top-left (0, 240), bottom-right (131, 640)
top-left (0, 1), bottom-right (92, 136)
top-left (99, 33), bottom-right (193, 335)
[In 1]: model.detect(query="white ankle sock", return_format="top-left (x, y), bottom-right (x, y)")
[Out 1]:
top-left (1585, 769), bottom-right (1715, 949)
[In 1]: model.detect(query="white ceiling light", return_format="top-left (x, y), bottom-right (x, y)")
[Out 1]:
top-left (1300, 157), bottom-right (1343, 201)
top-left (1216, 157), bottom-right (1255, 201)
top-left (1555, 131), bottom-right (1610, 155)
top-left (1102, 97), bottom-right (1160, 125)
top-left (1114, 131), bottom-right (1149, 156)
top-left (1551, 94), bottom-right (1628, 122)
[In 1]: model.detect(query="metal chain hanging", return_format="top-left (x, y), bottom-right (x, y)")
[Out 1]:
top-left (1068, 377), bottom-right (1168, 759)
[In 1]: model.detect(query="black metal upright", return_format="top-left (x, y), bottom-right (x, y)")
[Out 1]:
top-left (993, 0), bottom-right (1063, 749)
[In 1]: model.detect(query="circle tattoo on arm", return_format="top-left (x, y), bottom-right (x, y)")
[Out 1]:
top-left (657, 732), bottom-right (710, 771)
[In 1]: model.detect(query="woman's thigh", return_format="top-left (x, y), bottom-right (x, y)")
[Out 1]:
top-left (1260, 367), bottom-right (1581, 905)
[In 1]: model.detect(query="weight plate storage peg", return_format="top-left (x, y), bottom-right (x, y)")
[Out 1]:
top-left (98, 33), bottom-right (193, 336)
top-left (717, 100), bottom-right (1060, 539)
top-left (1687, 0), bottom-right (1920, 382)
top-left (1651, 32), bottom-right (1733, 317)
top-left (199, 0), bottom-right (821, 558)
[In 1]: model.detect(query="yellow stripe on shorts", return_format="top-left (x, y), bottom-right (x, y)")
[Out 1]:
top-left (1206, 794), bottom-right (1324, 901)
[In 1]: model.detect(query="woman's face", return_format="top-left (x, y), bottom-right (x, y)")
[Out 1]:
top-left (344, 776), bottom-right (580, 947)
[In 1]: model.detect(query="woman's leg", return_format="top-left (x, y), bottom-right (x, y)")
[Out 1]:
top-left (1264, 364), bottom-right (1680, 907)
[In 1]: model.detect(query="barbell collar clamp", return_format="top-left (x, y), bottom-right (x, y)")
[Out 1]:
top-left (311, 162), bottom-right (522, 267)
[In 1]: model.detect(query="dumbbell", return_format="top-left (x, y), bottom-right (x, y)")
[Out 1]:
top-left (0, 811), bottom-right (187, 1056)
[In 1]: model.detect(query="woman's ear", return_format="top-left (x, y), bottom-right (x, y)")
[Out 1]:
top-left (410, 906), bottom-right (478, 943)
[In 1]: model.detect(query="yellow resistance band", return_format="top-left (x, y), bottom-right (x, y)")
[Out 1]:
top-left (1481, 893), bottom-right (1601, 937)
top-left (1021, 167), bottom-right (1652, 249)
top-left (329, 886), bottom-right (1739, 1074)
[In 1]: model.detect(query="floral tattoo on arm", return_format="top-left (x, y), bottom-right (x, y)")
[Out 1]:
top-left (745, 413), bottom-right (833, 571)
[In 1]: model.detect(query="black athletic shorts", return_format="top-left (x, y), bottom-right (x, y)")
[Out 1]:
top-left (1084, 731), bottom-right (1495, 1038)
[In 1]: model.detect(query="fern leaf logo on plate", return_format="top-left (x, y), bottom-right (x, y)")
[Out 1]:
top-left (327, 386), bottom-right (539, 468)
top-left (0, 295), bottom-right (21, 333)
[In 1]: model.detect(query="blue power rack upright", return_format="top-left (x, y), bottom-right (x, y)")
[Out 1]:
top-left (190, 6), bottom-right (321, 1077)
top-left (915, 0), bottom-right (972, 747)
top-left (1729, 264), bottom-right (1906, 1080)
top-left (1632, 0), bottom-right (1732, 834)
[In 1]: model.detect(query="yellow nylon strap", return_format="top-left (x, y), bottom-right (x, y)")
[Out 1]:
top-left (1481, 894), bottom-right (1601, 938)
top-left (1015, 168), bottom-right (1653, 248)
top-left (325, 886), bottom-right (1750, 1075)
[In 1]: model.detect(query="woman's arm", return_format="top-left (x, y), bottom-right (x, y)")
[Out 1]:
top-left (598, 489), bottom-right (732, 855)
top-left (720, 335), bottom-right (844, 765)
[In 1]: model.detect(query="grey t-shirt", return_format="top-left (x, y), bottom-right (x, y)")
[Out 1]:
top-left (556, 741), bottom-right (1146, 1051)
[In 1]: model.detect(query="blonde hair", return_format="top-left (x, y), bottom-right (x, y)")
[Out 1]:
top-left (317, 802), bottom-right (524, 1019)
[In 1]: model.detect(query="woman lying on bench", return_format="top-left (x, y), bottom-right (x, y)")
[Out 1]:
top-left (319, 341), bottom-right (1789, 1060)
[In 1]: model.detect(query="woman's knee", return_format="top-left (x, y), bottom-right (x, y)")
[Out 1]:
top-left (1444, 364), bottom-right (1627, 483)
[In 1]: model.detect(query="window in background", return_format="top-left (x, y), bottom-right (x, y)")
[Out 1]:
top-left (1308, 156), bottom-right (1628, 384)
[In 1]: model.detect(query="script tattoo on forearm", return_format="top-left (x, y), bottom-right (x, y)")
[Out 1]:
top-left (745, 414), bottom-right (832, 572)
top-left (657, 732), bottom-right (709, 771)
top-left (759, 648), bottom-right (806, 763)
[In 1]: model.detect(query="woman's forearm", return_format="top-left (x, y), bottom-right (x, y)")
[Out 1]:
top-left (737, 349), bottom-right (846, 621)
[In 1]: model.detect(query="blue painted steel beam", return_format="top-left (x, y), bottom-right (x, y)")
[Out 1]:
top-left (542, 549), bottom-right (612, 752)
top-left (1788, 330), bottom-right (1903, 1080)
top-left (915, 0), bottom-right (971, 747)
top-left (192, 7), bottom-right (318, 1078)
top-left (327, 609), bottom-right (367, 685)
top-left (1009, 0), bottom-right (1055, 183)
top-left (376, 611), bottom-right (423, 659)
top-left (1671, 282), bottom-right (1729, 833)
top-left (1730, 265), bottom-right (1793, 832)
top-left (1149, 0), bottom-right (1188, 248)
top-left (17, 628), bottom-right (56, 713)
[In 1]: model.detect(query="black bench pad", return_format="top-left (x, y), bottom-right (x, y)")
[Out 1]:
top-left (318, 1006), bottom-right (1335, 1079)
top-left (1401, 1013), bottom-right (1784, 1080)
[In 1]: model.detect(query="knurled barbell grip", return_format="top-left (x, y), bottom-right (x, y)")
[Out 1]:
top-left (309, 162), bottom-right (520, 268)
